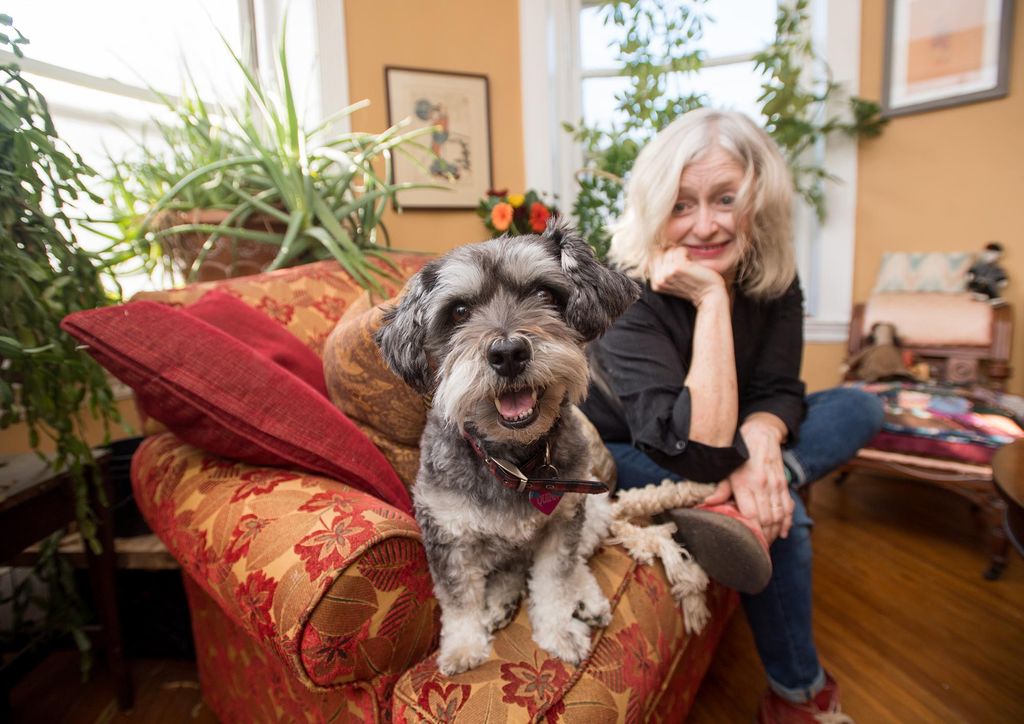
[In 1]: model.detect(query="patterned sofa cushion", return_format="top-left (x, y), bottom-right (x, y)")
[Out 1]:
top-left (131, 256), bottom-right (432, 353)
top-left (324, 297), bottom-right (427, 489)
top-left (392, 546), bottom-right (736, 722)
top-left (132, 434), bottom-right (438, 689)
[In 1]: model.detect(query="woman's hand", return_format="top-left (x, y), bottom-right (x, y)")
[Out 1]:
top-left (703, 414), bottom-right (793, 542)
top-left (649, 246), bottom-right (727, 307)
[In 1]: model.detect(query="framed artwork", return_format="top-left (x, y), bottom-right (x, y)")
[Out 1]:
top-left (882, 0), bottom-right (1015, 117)
top-left (385, 67), bottom-right (493, 209)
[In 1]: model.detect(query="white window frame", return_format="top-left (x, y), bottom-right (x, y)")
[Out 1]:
top-left (520, 0), bottom-right (861, 342)
top-left (0, 0), bottom-right (351, 139)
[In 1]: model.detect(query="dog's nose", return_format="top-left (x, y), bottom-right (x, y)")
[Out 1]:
top-left (487, 337), bottom-right (531, 378)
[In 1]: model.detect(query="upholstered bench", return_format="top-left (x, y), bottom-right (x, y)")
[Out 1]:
top-left (840, 291), bottom-right (1016, 578)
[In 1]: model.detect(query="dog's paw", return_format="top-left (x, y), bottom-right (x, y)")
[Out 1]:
top-left (437, 634), bottom-right (492, 676)
top-left (574, 592), bottom-right (612, 629)
top-left (532, 616), bottom-right (593, 666)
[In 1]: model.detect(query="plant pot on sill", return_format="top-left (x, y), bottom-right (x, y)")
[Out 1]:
top-left (159, 209), bottom-right (288, 282)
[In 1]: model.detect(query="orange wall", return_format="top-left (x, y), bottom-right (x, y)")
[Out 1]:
top-left (854, 0), bottom-right (1024, 393)
top-left (343, 0), bottom-right (525, 255)
top-left (802, 344), bottom-right (849, 393)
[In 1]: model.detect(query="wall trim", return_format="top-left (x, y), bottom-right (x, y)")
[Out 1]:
top-left (804, 319), bottom-right (851, 344)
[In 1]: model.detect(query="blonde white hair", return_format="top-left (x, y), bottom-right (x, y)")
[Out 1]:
top-left (608, 108), bottom-right (795, 299)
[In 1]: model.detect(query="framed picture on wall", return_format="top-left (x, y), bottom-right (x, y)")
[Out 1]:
top-left (384, 67), bottom-right (493, 209)
top-left (882, 0), bottom-right (1016, 117)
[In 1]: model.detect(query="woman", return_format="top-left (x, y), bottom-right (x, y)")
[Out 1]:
top-left (581, 108), bottom-right (883, 723)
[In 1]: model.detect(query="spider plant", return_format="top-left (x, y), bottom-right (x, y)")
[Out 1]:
top-left (100, 23), bottom-right (438, 292)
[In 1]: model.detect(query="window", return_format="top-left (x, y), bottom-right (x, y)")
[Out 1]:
top-left (520, 0), bottom-right (864, 340)
top-left (2, 0), bottom-right (349, 295)
top-left (579, 0), bottom-right (777, 130)
top-left (4, 0), bottom-right (247, 174)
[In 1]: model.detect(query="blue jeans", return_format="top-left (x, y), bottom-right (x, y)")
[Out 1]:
top-left (606, 387), bottom-right (883, 702)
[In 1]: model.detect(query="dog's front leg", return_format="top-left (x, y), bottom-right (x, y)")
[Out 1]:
top-left (432, 544), bottom-right (493, 676)
top-left (528, 509), bottom-right (596, 665)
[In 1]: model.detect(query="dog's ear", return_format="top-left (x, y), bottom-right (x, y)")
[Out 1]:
top-left (542, 218), bottom-right (640, 341)
top-left (374, 262), bottom-right (438, 393)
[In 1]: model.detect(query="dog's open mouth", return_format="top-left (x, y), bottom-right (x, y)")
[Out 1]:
top-left (494, 387), bottom-right (543, 429)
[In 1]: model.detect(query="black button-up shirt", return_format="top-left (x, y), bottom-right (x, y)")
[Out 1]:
top-left (581, 279), bottom-right (807, 483)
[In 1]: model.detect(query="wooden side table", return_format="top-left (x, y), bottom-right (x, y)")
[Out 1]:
top-left (0, 451), bottom-right (133, 713)
top-left (992, 440), bottom-right (1024, 558)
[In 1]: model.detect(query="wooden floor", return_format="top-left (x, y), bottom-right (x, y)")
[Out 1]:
top-left (9, 471), bottom-right (1024, 723)
top-left (690, 472), bottom-right (1024, 723)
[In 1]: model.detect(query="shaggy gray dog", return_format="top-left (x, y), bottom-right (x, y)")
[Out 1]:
top-left (376, 222), bottom-right (639, 675)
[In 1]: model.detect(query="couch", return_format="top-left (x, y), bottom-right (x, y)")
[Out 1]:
top-left (65, 258), bottom-right (737, 722)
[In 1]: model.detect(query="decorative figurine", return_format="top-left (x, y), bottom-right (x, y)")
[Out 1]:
top-left (967, 242), bottom-right (1009, 305)
top-left (842, 321), bottom-right (918, 382)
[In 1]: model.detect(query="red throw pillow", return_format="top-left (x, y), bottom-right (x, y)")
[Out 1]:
top-left (61, 297), bottom-right (412, 514)
top-left (184, 291), bottom-right (328, 397)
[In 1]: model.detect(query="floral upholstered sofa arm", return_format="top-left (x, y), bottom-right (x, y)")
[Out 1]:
top-left (132, 433), bottom-right (439, 689)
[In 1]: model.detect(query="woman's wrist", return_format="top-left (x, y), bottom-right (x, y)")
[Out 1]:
top-left (693, 280), bottom-right (729, 309)
top-left (741, 413), bottom-right (787, 445)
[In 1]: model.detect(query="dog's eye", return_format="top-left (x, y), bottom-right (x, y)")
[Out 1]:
top-left (534, 289), bottom-right (555, 306)
top-left (451, 304), bottom-right (471, 323)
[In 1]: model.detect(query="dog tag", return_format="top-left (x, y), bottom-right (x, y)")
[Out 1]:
top-left (529, 490), bottom-right (562, 515)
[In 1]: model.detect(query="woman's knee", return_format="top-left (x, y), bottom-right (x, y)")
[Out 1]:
top-left (808, 387), bottom-right (884, 442)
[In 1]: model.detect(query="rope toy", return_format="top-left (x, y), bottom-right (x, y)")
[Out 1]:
top-left (605, 479), bottom-right (717, 634)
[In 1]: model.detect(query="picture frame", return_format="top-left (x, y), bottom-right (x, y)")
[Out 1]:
top-left (384, 66), bottom-right (493, 209)
top-left (882, 0), bottom-right (1015, 117)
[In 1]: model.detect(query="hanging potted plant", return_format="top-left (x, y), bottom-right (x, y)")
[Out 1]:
top-left (101, 21), bottom-right (438, 292)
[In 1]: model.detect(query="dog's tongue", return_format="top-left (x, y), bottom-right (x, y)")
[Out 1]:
top-left (498, 389), bottom-right (535, 418)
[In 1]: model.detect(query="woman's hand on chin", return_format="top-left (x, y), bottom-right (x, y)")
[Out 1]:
top-left (649, 246), bottom-right (727, 307)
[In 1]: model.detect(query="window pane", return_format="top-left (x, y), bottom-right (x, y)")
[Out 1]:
top-left (669, 61), bottom-right (766, 120)
top-left (582, 75), bottom-right (632, 130)
top-left (583, 62), bottom-right (765, 132)
top-left (5, 0), bottom-right (243, 99)
top-left (580, 4), bottom-right (625, 71)
top-left (580, 0), bottom-right (777, 71)
top-left (700, 0), bottom-right (777, 58)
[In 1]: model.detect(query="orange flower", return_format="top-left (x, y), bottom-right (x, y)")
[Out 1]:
top-left (529, 202), bottom-right (551, 232)
top-left (491, 202), bottom-right (514, 232)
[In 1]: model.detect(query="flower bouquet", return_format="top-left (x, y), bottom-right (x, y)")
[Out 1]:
top-left (476, 188), bottom-right (558, 238)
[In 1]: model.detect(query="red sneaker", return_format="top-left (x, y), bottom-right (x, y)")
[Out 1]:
top-left (757, 673), bottom-right (853, 724)
top-left (663, 501), bottom-right (772, 594)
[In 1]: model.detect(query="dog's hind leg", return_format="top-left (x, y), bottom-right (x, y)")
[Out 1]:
top-left (483, 555), bottom-right (528, 633)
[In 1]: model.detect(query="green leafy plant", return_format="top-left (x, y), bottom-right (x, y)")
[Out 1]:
top-left (566, 0), bottom-right (887, 257)
top-left (754, 0), bottom-right (887, 216)
top-left (101, 22), bottom-right (438, 292)
top-left (1, 15), bottom-right (119, 675)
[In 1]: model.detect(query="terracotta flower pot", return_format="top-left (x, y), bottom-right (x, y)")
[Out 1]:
top-left (159, 209), bottom-right (288, 282)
